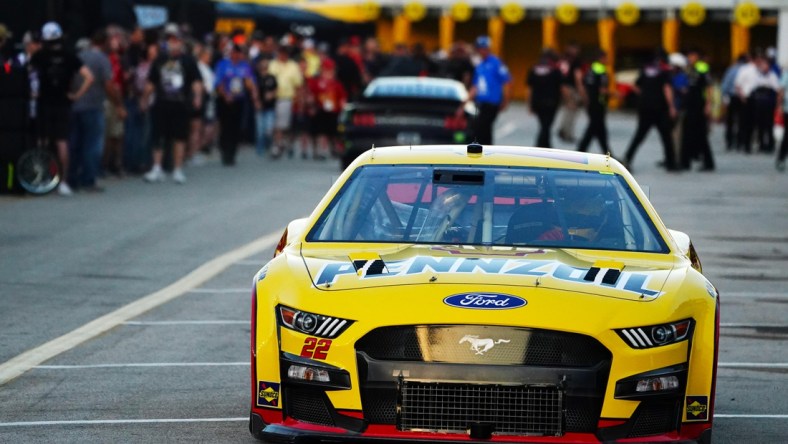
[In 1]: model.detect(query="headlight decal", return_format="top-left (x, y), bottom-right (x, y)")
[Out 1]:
top-left (278, 305), bottom-right (353, 339)
top-left (616, 319), bottom-right (693, 349)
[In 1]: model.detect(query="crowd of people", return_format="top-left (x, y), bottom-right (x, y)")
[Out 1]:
top-left (525, 43), bottom-right (788, 172)
top-left (0, 20), bottom-right (786, 197)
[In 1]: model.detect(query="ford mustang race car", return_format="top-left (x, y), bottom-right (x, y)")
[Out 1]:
top-left (249, 144), bottom-right (718, 443)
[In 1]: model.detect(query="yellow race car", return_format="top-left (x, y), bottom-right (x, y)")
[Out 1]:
top-left (249, 144), bottom-right (718, 444)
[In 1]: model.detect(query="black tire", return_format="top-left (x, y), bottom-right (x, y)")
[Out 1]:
top-left (16, 148), bottom-right (61, 195)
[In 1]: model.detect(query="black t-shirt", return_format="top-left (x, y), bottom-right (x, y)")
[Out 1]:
top-left (256, 73), bottom-right (278, 110)
top-left (148, 53), bottom-right (200, 105)
top-left (635, 63), bottom-right (670, 111)
top-left (527, 63), bottom-right (563, 109)
top-left (685, 67), bottom-right (710, 113)
top-left (560, 57), bottom-right (581, 88)
top-left (583, 64), bottom-right (609, 109)
top-left (30, 47), bottom-right (82, 105)
top-left (335, 54), bottom-right (362, 97)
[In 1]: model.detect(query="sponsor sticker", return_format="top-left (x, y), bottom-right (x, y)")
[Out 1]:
top-left (686, 395), bottom-right (708, 420)
top-left (257, 381), bottom-right (280, 407)
top-left (444, 292), bottom-right (526, 310)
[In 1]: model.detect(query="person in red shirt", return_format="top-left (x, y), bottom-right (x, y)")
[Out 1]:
top-left (308, 58), bottom-right (346, 160)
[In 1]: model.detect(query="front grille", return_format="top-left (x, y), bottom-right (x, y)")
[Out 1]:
top-left (627, 401), bottom-right (680, 438)
top-left (286, 388), bottom-right (334, 427)
top-left (399, 381), bottom-right (562, 436)
top-left (357, 325), bottom-right (610, 367)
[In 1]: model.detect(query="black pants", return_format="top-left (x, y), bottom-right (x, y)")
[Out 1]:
top-left (680, 111), bottom-right (714, 170)
top-left (533, 104), bottom-right (558, 148)
top-left (738, 98), bottom-right (754, 152)
top-left (624, 109), bottom-right (675, 169)
top-left (725, 96), bottom-right (742, 150)
top-left (754, 99), bottom-right (776, 153)
top-left (577, 105), bottom-right (610, 155)
top-left (474, 102), bottom-right (500, 145)
top-left (779, 112), bottom-right (788, 164)
top-left (218, 99), bottom-right (244, 165)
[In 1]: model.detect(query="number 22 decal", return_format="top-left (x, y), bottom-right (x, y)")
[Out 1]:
top-left (300, 337), bottom-right (332, 359)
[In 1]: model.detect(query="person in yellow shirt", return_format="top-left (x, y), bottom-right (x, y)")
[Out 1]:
top-left (302, 39), bottom-right (320, 78)
top-left (268, 46), bottom-right (303, 157)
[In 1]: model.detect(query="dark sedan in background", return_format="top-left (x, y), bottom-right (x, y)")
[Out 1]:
top-left (338, 77), bottom-right (475, 168)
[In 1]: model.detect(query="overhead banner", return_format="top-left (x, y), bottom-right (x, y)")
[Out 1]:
top-left (134, 5), bottom-right (168, 29)
top-left (556, 4), bottom-right (579, 26)
top-left (680, 2), bottom-right (706, 27)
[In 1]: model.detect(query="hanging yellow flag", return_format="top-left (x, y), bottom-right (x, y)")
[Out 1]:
top-left (403, 1), bottom-right (427, 22)
top-left (451, 1), bottom-right (472, 22)
top-left (615, 2), bottom-right (640, 26)
top-left (556, 4), bottom-right (579, 26)
top-left (500, 2), bottom-right (525, 25)
top-left (734, 1), bottom-right (760, 28)
top-left (680, 2), bottom-right (705, 27)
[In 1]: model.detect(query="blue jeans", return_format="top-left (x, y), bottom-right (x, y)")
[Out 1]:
top-left (69, 108), bottom-right (105, 188)
top-left (255, 109), bottom-right (275, 155)
top-left (123, 99), bottom-right (151, 172)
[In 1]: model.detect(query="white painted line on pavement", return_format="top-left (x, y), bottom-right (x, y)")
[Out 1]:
top-left (0, 418), bottom-right (248, 427)
top-left (496, 121), bottom-right (518, 139)
top-left (34, 362), bottom-right (249, 369)
top-left (0, 231), bottom-right (281, 387)
top-left (714, 414), bottom-right (788, 419)
top-left (721, 323), bottom-right (788, 329)
top-left (123, 320), bottom-right (246, 326)
top-left (187, 288), bottom-right (250, 294)
top-left (718, 363), bottom-right (788, 369)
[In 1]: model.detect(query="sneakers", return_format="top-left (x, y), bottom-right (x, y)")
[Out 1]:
top-left (172, 169), bottom-right (186, 184)
top-left (57, 182), bottom-right (73, 196)
top-left (144, 166), bottom-right (165, 183)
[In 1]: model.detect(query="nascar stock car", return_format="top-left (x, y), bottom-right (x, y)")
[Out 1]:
top-left (249, 144), bottom-right (718, 443)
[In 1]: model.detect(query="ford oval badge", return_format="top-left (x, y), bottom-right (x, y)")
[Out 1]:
top-left (443, 293), bottom-right (527, 310)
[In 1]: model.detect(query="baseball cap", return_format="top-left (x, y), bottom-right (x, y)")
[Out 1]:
top-left (164, 23), bottom-right (180, 38)
top-left (321, 58), bottom-right (336, 71)
top-left (668, 53), bottom-right (687, 69)
top-left (475, 36), bottom-right (491, 49)
top-left (41, 22), bottom-right (63, 41)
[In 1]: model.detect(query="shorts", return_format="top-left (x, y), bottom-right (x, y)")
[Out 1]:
top-left (151, 101), bottom-right (190, 145)
top-left (274, 99), bottom-right (293, 131)
top-left (37, 102), bottom-right (71, 142)
top-left (311, 111), bottom-right (339, 136)
top-left (291, 112), bottom-right (312, 134)
top-left (104, 101), bottom-right (125, 138)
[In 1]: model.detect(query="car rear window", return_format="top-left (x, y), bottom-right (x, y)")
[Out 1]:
top-left (364, 81), bottom-right (464, 101)
top-left (307, 165), bottom-right (668, 253)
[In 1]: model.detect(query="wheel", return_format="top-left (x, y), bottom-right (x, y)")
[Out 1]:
top-left (16, 148), bottom-right (61, 195)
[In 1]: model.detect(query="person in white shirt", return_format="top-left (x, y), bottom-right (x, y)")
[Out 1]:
top-left (735, 51), bottom-right (780, 153)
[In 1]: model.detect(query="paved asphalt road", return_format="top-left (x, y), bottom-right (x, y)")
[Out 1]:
top-left (0, 104), bottom-right (786, 443)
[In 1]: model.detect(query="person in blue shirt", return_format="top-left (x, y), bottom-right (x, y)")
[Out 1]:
top-left (721, 54), bottom-right (748, 151)
top-left (463, 36), bottom-right (511, 145)
top-left (215, 44), bottom-right (260, 165)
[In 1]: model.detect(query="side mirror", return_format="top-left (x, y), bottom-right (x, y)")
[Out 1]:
top-left (668, 229), bottom-right (702, 273)
top-left (274, 218), bottom-right (309, 258)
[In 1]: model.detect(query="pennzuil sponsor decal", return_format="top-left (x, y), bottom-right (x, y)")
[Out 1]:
top-left (444, 293), bottom-right (526, 310)
top-left (315, 257), bottom-right (663, 297)
top-left (685, 395), bottom-right (708, 421)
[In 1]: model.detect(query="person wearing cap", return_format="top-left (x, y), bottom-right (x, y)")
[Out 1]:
top-left (668, 52), bottom-right (689, 162)
top-left (465, 36), bottom-right (511, 145)
top-left (269, 45), bottom-right (303, 158)
top-left (526, 49), bottom-right (562, 148)
top-left (30, 21), bottom-right (95, 196)
top-left (679, 48), bottom-right (714, 171)
top-left (623, 51), bottom-right (677, 171)
top-left (308, 58), bottom-right (347, 160)
top-left (721, 54), bottom-right (749, 151)
top-left (141, 24), bottom-right (203, 184)
top-left (301, 39), bottom-right (320, 78)
top-left (735, 50), bottom-right (779, 154)
top-left (214, 43), bottom-right (260, 166)
top-left (576, 49), bottom-right (614, 156)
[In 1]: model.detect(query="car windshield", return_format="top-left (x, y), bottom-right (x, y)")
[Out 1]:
top-left (307, 165), bottom-right (668, 253)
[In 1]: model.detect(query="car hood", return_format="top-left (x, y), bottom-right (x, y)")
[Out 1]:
top-left (299, 244), bottom-right (675, 302)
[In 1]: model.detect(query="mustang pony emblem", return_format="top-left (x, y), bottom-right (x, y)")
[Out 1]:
top-left (459, 335), bottom-right (511, 355)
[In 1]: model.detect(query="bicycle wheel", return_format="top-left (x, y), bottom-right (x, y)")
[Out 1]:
top-left (16, 148), bottom-right (61, 195)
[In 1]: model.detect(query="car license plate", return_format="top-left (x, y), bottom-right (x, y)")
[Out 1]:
top-left (397, 132), bottom-right (421, 145)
